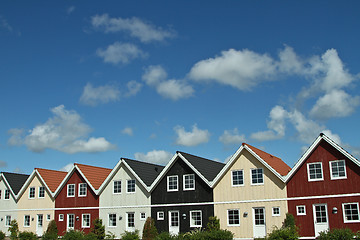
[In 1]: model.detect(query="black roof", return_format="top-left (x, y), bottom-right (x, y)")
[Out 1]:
top-left (177, 151), bottom-right (225, 182)
top-left (122, 158), bottom-right (165, 187)
top-left (1, 172), bottom-right (29, 195)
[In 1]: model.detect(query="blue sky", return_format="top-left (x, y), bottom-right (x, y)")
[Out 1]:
top-left (1, 1), bottom-right (360, 174)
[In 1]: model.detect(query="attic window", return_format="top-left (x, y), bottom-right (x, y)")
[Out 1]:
top-left (67, 184), bottom-right (75, 197)
top-left (167, 175), bottom-right (178, 192)
top-left (39, 186), bottom-right (45, 198)
top-left (330, 160), bottom-right (347, 180)
top-left (79, 183), bottom-right (87, 197)
top-left (29, 187), bottom-right (35, 199)
top-left (4, 189), bottom-right (10, 200)
top-left (251, 168), bottom-right (264, 185)
top-left (307, 162), bottom-right (323, 181)
top-left (183, 174), bottom-right (195, 190)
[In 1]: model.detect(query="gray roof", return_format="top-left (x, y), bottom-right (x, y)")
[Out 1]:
top-left (123, 158), bottom-right (164, 187)
top-left (177, 151), bottom-right (225, 182)
top-left (2, 172), bottom-right (29, 195)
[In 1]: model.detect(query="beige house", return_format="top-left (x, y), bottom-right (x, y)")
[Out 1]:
top-left (212, 143), bottom-right (291, 239)
top-left (16, 168), bottom-right (66, 236)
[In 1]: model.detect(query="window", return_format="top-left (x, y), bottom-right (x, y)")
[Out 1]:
top-left (127, 212), bottom-right (135, 228)
top-left (251, 168), bottom-right (264, 185)
top-left (82, 214), bottom-right (90, 228)
top-left (157, 211), bottom-right (164, 220)
top-left (167, 175), bottom-right (178, 192)
top-left (127, 179), bottom-right (136, 193)
top-left (113, 180), bottom-right (121, 194)
top-left (39, 186), bottom-right (45, 198)
top-left (47, 214), bottom-right (51, 221)
top-left (232, 170), bottom-right (244, 186)
top-left (5, 216), bottom-right (11, 226)
top-left (190, 210), bottom-right (202, 227)
top-left (227, 209), bottom-right (240, 226)
top-left (24, 215), bottom-right (30, 227)
top-left (67, 184), bottom-right (75, 197)
top-left (78, 183), bottom-right (87, 197)
top-left (307, 162), bottom-right (323, 181)
top-left (272, 207), bottom-right (280, 216)
top-left (4, 189), bottom-right (10, 200)
top-left (67, 214), bottom-right (75, 230)
top-left (0, 189), bottom-right (2, 199)
top-left (343, 203), bottom-right (360, 223)
top-left (140, 212), bottom-right (146, 220)
top-left (59, 214), bottom-right (64, 221)
top-left (29, 187), bottom-right (35, 199)
top-left (108, 214), bottom-right (117, 227)
top-left (296, 205), bottom-right (306, 216)
top-left (183, 174), bottom-right (195, 190)
top-left (330, 160), bottom-right (347, 180)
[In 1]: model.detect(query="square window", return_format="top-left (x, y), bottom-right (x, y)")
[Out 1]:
top-left (108, 214), bottom-right (117, 227)
top-left (140, 212), bottom-right (146, 220)
top-left (190, 210), bottom-right (202, 227)
top-left (4, 189), bottom-right (10, 200)
top-left (29, 187), bottom-right (35, 199)
top-left (47, 214), bottom-right (51, 221)
top-left (167, 175), bottom-right (178, 192)
top-left (24, 215), bottom-right (30, 227)
top-left (307, 162), bottom-right (323, 181)
top-left (272, 207), bottom-right (280, 216)
top-left (127, 179), bottom-right (136, 193)
top-left (67, 184), bottom-right (75, 197)
top-left (5, 216), bottom-right (11, 226)
top-left (82, 214), bottom-right (90, 228)
top-left (232, 170), bottom-right (244, 186)
top-left (127, 212), bottom-right (135, 228)
top-left (296, 205), bottom-right (306, 216)
top-left (79, 183), bottom-right (87, 197)
top-left (59, 214), bottom-right (64, 221)
top-left (39, 186), bottom-right (45, 198)
top-left (330, 160), bottom-right (347, 180)
top-left (183, 174), bottom-right (195, 190)
top-left (343, 203), bottom-right (360, 223)
top-left (157, 212), bottom-right (164, 220)
top-left (227, 209), bottom-right (240, 226)
top-left (113, 180), bottom-right (121, 194)
top-left (251, 168), bottom-right (264, 185)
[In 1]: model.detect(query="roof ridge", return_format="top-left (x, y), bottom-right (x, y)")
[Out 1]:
top-left (36, 168), bottom-right (67, 173)
top-left (122, 158), bottom-right (164, 167)
top-left (243, 143), bottom-right (282, 160)
top-left (75, 163), bottom-right (112, 170)
top-left (177, 151), bottom-right (224, 164)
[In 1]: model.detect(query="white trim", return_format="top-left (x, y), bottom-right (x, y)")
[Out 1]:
top-left (342, 202), bottom-right (360, 223)
top-left (250, 168), bottom-right (264, 185)
top-left (126, 212), bottom-right (135, 231)
top-left (157, 211), bottom-right (164, 220)
top-left (67, 214), bottom-right (75, 230)
top-left (296, 205), bottom-right (306, 216)
top-left (329, 160), bottom-right (347, 180)
top-left (28, 187), bottom-right (36, 199)
top-left (167, 175), bottom-right (178, 192)
top-left (108, 213), bottom-right (117, 227)
top-left (190, 210), bottom-right (202, 228)
top-left (183, 174), bottom-right (195, 191)
top-left (227, 209), bottom-right (240, 226)
top-left (59, 214), bottom-right (64, 221)
top-left (38, 186), bottom-right (45, 198)
top-left (307, 162), bottom-right (324, 182)
top-left (272, 207), bottom-right (280, 216)
top-left (67, 184), bottom-right (75, 197)
top-left (78, 183), bottom-right (87, 197)
top-left (231, 170), bottom-right (244, 187)
top-left (140, 212), bottom-right (146, 221)
top-left (5, 215), bottom-right (11, 227)
top-left (46, 214), bottom-right (51, 221)
top-left (4, 189), bottom-right (10, 200)
top-left (24, 215), bottom-right (31, 227)
top-left (81, 214), bottom-right (91, 228)
top-left (126, 179), bottom-right (136, 193)
top-left (113, 180), bottom-right (121, 194)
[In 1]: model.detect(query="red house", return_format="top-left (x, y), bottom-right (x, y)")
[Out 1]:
top-left (54, 163), bottom-right (111, 235)
top-left (286, 133), bottom-right (360, 238)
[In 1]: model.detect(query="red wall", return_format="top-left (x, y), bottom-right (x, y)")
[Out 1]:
top-left (55, 170), bottom-right (99, 235)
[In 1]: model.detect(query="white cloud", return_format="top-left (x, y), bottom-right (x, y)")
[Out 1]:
top-left (125, 81), bottom-right (142, 97)
top-left (96, 42), bottom-right (147, 65)
top-left (59, 163), bottom-right (73, 172)
top-left (219, 128), bottom-right (246, 145)
top-left (122, 127), bottom-right (133, 136)
top-left (80, 83), bottom-right (120, 106)
top-left (8, 105), bottom-right (115, 154)
top-left (174, 124), bottom-right (210, 147)
top-left (7, 128), bottom-right (25, 146)
top-left (0, 15), bottom-right (13, 32)
top-left (67, 6), bottom-right (75, 15)
top-left (91, 14), bottom-right (175, 43)
top-left (142, 65), bottom-right (194, 100)
top-left (134, 150), bottom-right (173, 165)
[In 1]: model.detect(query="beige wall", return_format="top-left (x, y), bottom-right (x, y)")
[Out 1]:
top-left (17, 175), bottom-right (54, 236)
top-left (214, 150), bottom-right (288, 239)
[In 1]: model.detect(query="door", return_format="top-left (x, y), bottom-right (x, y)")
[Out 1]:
top-left (313, 204), bottom-right (329, 237)
top-left (36, 214), bottom-right (43, 236)
top-left (253, 207), bottom-right (266, 238)
top-left (169, 211), bottom-right (180, 235)
top-left (67, 214), bottom-right (75, 231)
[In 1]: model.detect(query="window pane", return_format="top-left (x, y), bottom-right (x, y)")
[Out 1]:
top-left (109, 214), bottom-right (116, 227)
top-left (127, 212), bottom-right (135, 227)
top-left (113, 180), bottom-right (121, 194)
top-left (168, 176), bottom-right (178, 191)
top-left (232, 170), bottom-right (244, 186)
top-left (228, 209), bottom-right (240, 225)
top-left (184, 174), bottom-right (195, 190)
top-left (308, 163), bottom-right (323, 180)
top-left (127, 180), bottom-right (136, 193)
top-left (251, 169), bottom-right (263, 184)
top-left (190, 211), bottom-right (202, 227)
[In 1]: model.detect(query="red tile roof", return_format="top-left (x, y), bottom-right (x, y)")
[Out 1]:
top-left (243, 143), bottom-right (291, 176)
top-left (75, 163), bottom-right (112, 190)
top-left (36, 168), bottom-right (67, 192)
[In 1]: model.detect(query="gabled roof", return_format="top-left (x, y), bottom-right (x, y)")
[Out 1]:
top-left (0, 172), bottom-right (29, 197)
top-left (212, 143), bottom-right (290, 187)
top-left (285, 133), bottom-right (360, 183)
top-left (149, 151), bottom-right (225, 191)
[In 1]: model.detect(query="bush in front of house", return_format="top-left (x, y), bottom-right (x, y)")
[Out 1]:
top-left (121, 230), bottom-right (140, 240)
top-left (42, 219), bottom-right (58, 240)
top-left (18, 231), bottom-right (38, 240)
top-left (0, 231), bottom-right (5, 240)
top-left (206, 216), bottom-right (220, 232)
top-left (142, 217), bottom-right (158, 240)
top-left (317, 228), bottom-right (355, 240)
top-left (62, 230), bottom-right (85, 240)
top-left (91, 218), bottom-right (106, 240)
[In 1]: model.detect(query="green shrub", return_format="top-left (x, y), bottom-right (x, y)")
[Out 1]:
top-left (283, 213), bottom-right (296, 229)
top-left (85, 232), bottom-right (99, 240)
top-left (142, 217), bottom-right (158, 240)
top-left (42, 220), bottom-right (58, 240)
top-left (206, 216), bottom-right (220, 232)
top-left (62, 230), bottom-right (85, 240)
top-left (154, 232), bottom-right (178, 240)
top-left (317, 228), bottom-right (354, 240)
top-left (8, 219), bottom-right (19, 240)
top-left (91, 218), bottom-right (105, 240)
top-left (105, 231), bottom-right (117, 240)
top-left (18, 231), bottom-right (37, 240)
top-left (121, 230), bottom-right (140, 240)
top-left (0, 231), bottom-right (5, 240)
top-left (267, 226), bottom-right (299, 240)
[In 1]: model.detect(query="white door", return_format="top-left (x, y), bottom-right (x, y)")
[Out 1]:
top-left (253, 207), bottom-right (266, 238)
top-left (126, 212), bottom-right (135, 232)
top-left (169, 211), bottom-right (180, 235)
top-left (67, 214), bottom-right (75, 231)
top-left (313, 204), bottom-right (329, 237)
top-left (36, 214), bottom-right (43, 236)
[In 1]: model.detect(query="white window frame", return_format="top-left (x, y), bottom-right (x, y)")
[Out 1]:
top-left (113, 180), bottom-right (121, 194)
top-left (126, 212), bottom-right (135, 230)
top-left (78, 183), bottom-right (87, 197)
top-left (272, 207), bottom-right (280, 216)
top-left (232, 170), bottom-right (244, 187)
top-left (108, 213), bottom-right (117, 227)
top-left (67, 214), bottom-right (75, 230)
top-left (82, 214), bottom-right (91, 228)
top-left (183, 174), bottom-right (195, 191)
top-left (4, 189), bottom-right (10, 200)
top-left (67, 184), bottom-right (75, 197)
top-left (140, 212), bottom-right (146, 221)
top-left (5, 215), bottom-right (11, 227)
top-left (24, 215), bottom-right (30, 227)
top-left (127, 179), bottom-right (136, 193)
top-left (59, 214), bottom-right (64, 221)
top-left (250, 168), bottom-right (264, 185)
top-left (330, 160), bottom-right (347, 180)
top-left (29, 187), bottom-right (35, 199)
top-left (307, 162), bottom-right (324, 181)
top-left (157, 211), bottom-right (164, 220)
top-left (46, 214), bottom-right (51, 221)
top-left (190, 210), bottom-right (202, 228)
top-left (342, 202), bottom-right (360, 223)
top-left (296, 205), bottom-right (306, 216)
top-left (167, 175), bottom-right (178, 192)
top-left (38, 186), bottom-right (45, 198)
top-left (227, 209), bottom-right (240, 226)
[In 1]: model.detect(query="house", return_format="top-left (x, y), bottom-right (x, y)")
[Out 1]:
top-left (150, 151), bottom-right (225, 235)
top-left (212, 143), bottom-right (291, 239)
top-left (98, 158), bottom-right (164, 238)
top-left (285, 133), bottom-right (360, 238)
top-left (0, 172), bottom-right (29, 235)
top-left (16, 168), bottom-right (67, 236)
top-left (54, 163), bottom-right (112, 235)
